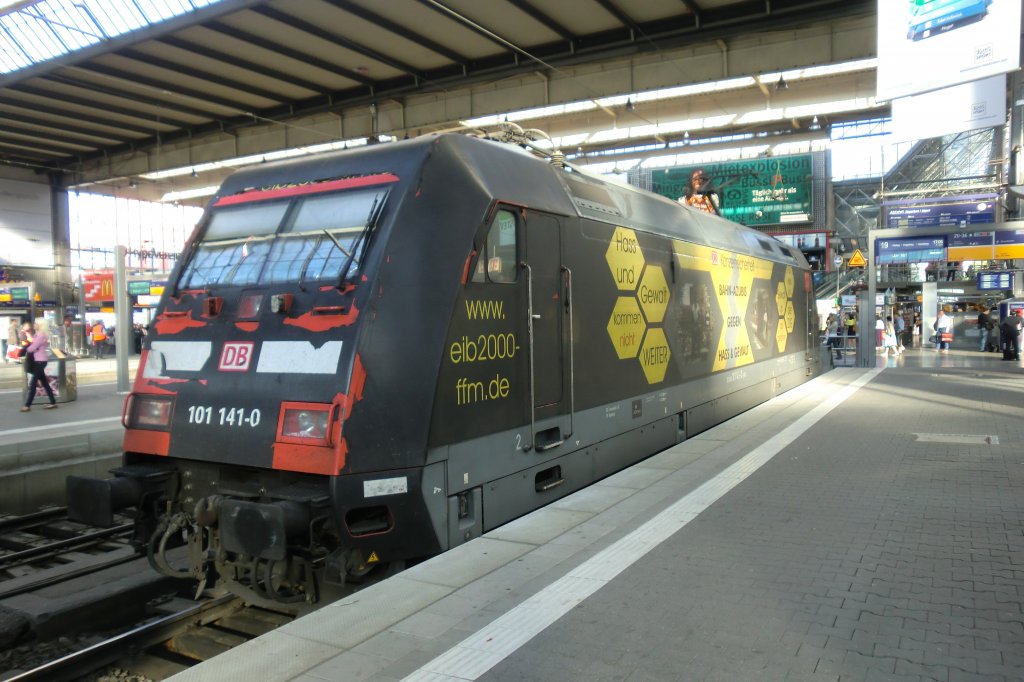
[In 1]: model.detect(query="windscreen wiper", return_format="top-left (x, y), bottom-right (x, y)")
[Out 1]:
top-left (322, 229), bottom-right (353, 260)
top-left (336, 191), bottom-right (386, 286)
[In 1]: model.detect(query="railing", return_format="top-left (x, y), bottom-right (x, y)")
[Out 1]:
top-left (814, 269), bottom-right (865, 301)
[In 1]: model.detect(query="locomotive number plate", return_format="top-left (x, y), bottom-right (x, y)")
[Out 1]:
top-left (187, 405), bottom-right (262, 428)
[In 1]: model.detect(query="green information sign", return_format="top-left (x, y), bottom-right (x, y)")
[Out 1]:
top-left (651, 155), bottom-right (813, 226)
top-left (10, 287), bottom-right (29, 301)
top-left (128, 280), bottom-right (152, 295)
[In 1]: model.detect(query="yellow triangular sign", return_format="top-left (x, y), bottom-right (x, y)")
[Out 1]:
top-left (366, 551), bottom-right (380, 564)
top-left (847, 249), bottom-right (867, 267)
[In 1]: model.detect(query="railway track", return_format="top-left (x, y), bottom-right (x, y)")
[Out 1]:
top-left (5, 592), bottom-right (299, 681)
top-left (0, 507), bottom-right (139, 600)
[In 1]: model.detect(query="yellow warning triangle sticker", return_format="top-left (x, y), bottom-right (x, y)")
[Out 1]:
top-left (366, 551), bottom-right (380, 564)
top-left (847, 249), bottom-right (867, 267)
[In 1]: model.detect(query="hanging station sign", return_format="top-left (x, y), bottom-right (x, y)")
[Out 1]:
top-left (875, 237), bottom-right (945, 264)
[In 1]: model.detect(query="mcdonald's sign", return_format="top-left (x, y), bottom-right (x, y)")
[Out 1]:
top-left (84, 271), bottom-right (115, 303)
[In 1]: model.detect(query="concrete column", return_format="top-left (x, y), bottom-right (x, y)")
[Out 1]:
top-left (115, 245), bottom-right (132, 393)
top-left (49, 177), bottom-right (73, 349)
top-left (1009, 69), bottom-right (1024, 217)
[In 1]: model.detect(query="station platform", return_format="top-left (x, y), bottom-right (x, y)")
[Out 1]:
top-left (0, 355), bottom-right (139, 514)
top-left (168, 349), bottom-right (1024, 682)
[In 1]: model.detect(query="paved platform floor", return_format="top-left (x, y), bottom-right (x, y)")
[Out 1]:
top-left (0, 355), bottom-right (140, 514)
top-left (165, 348), bottom-right (1023, 682)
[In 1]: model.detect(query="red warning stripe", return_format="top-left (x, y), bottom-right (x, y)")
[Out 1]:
top-left (213, 173), bottom-right (399, 206)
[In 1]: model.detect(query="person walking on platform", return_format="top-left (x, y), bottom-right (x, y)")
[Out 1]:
top-left (1001, 310), bottom-right (1022, 361)
top-left (827, 313), bottom-right (842, 360)
top-left (893, 310), bottom-right (906, 352)
top-left (977, 305), bottom-right (995, 352)
top-left (933, 309), bottom-right (952, 352)
top-left (20, 320), bottom-right (57, 412)
top-left (883, 316), bottom-right (901, 355)
top-left (91, 321), bottom-right (107, 359)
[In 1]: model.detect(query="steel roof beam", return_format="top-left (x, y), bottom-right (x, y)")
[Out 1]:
top-left (74, 61), bottom-right (251, 113)
top-left (505, 0), bottom-right (576, 41)
top-left (591, 0), bottom-right (642, 34)
top-left (59, 0), bottom-right (875, 171)
top-left (252, 5), bottom-right (425, 81)
top-left (679, 0), bottom-right (702, 26)
top-left (155, 35), bottom-right (327, 95)
top-left (0, 110), bottom-right (133, 143)
top-left (35, 75), bottom-right (210, 123)
top-left (203, 19), bottom-right (376, 89)
top-left (0, 145), bottom-right (62, 165)
top-left (0, 93), bottom-right (162, 135)
top-left (417, 0), bottom-right (524, 61)
top-left (117, 46), bottom-right (293, 103)
top-left (0, 122), bottom-right (98, 149)
top-left (321, 0), bottom-right (469, 67)
top-left (0, 117), bottom-right (125, 145)
top-left (0, 135), bottom-right (81, 155)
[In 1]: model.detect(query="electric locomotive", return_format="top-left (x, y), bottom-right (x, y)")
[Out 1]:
top-left (68, 131), bottom-right (826, 603)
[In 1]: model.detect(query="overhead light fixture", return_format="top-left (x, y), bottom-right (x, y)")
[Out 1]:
top-left (128, 180), bottom-right (137, 189)
top-left (625, 98), bottom-right (634, 112)
top-left (809, 116), bottom-right (821, 131)
top-left (190, 168), bottom-right (197, 178)
top-left (776, 75), bottom-right (788, 91)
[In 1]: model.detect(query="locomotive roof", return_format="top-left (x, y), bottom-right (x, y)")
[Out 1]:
top-left (211, 133), bottom-right (807, 269)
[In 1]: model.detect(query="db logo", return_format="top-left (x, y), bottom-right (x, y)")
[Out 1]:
top-left (218, 342), bottom-right (254, 372)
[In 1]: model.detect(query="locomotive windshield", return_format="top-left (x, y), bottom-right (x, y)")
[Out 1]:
top-left (178, 185), bottom-right (388, 289)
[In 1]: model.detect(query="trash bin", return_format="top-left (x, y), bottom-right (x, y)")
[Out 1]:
top-left (21, 349), bottom-right (77, 405)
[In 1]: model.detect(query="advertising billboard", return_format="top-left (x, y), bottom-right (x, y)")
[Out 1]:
top-left (877, 0), bottom-right (1021, 101)
top-left (890, 74), bottom-right (1005, 141)
top-left (651, 155), bottom-right (813, 226)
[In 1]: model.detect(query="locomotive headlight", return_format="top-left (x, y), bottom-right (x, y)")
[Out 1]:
top-left (278, 402), bottom-right (333, 445)
top-left (129, 395), bottom-right (174, 430)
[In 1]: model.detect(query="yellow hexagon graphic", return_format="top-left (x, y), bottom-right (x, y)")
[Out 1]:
top-left (639, 327), bottom-right (671, 384)
top-left (607, 297), bottom-right (646, 359)
top-left (637, 265), bottom-right (670, 324)
top-left (776, 318), bottom-right (788, 353)
top-left (784, 300), bottom-right (795, 333)
top-left (605, 226), bottom-right (645, 292)
top-left (784, 266), bottom-right (794, 297)
top-left (775, 281), bottom-right (788, 316)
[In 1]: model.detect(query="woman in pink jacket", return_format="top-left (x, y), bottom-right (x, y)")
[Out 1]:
top-left (21, 320), bottom-right (57, 412)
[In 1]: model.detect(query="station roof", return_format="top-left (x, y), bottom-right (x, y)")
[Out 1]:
top-left (0, 0), bottom-right (872, 182)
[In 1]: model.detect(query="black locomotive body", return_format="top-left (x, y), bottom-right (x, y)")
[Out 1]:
top-left (68, 134), bottom-right (825, 602)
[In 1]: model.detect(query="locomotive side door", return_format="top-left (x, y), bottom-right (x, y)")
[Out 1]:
top-left (523, 210), bottom-right (571, 451)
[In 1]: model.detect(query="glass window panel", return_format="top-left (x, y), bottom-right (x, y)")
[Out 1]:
top-left (205, 202), bottom-right (288, 241)
top-left (1, 0), bottom-right (221, 76)
top-left (287, 189), bottom-right (385, 234)
top-left (179, 243), bottom-right (244, 288)
top-left (176, 184), bottom-right (385, 289)
top-left (225, 239), bottom-right (272, 285)
top-left (485, 209), bottom-right (517, 283)
top-left (262, 236), bottom-right (318, 284)
top-left (305, 233), bottom-right (363, 282)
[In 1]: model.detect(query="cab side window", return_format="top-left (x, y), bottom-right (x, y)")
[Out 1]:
top-left (472, 208), bottom-right (518, 283)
